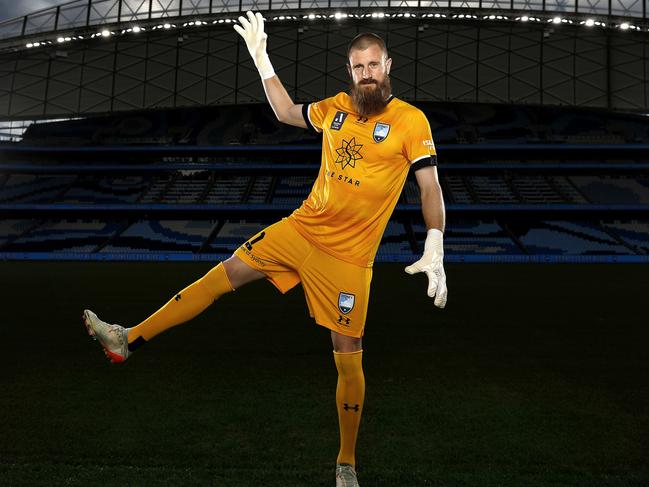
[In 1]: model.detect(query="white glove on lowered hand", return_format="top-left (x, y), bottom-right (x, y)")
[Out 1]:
top-left (405, 228), bottom-right (448, 308)
top-left (233, 11), bottom-right (276, 80)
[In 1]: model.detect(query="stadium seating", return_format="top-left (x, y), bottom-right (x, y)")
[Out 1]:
top-left (101, 220), bottom-right (216, 253)
top-left (62, 176), bottom-right (151, 203)
top-left (415, 220), bottom-right (523, 255)
top-left (511, 221), bottom-right (630, 255)
top-left (570, 176), bottom-right (649, 204)
top-left (600, 220), bottom-right (649, 253)
top-left (3, 219), bottom-right (123, 252)
top-left (0, 175), bottom-right (76, 203)
top-left (18, 102), bottom-right (649, 146)
top-left (209, 220), bottom-right (269, 254)
top-left (3, 100), bottom-right (649, 262)
top-left (1, 169), bottom-right (647, 260)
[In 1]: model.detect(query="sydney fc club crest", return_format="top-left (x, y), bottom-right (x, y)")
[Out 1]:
top-left (373, 122), bottom-right (390, 143)
top-left (338, 292), bottom-right (356, 315)
top-left (330, 111), bottom-right (348, 131)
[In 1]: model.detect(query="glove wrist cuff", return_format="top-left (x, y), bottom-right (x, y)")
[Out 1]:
top-left (257, 54), bottom-right (275, 80)
top-left (424, 228), bottom-right (444, 256)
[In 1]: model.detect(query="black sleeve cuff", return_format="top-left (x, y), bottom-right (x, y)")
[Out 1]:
top-left (412, 155), bottom-right (438, 171)
top-left (302, 103), bottom-right (318, 134)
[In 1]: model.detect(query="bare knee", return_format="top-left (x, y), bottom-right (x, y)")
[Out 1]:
top-left (222, 255), bottom-right (265, 289)
top-left (331, 331), bottom-right (362, 353)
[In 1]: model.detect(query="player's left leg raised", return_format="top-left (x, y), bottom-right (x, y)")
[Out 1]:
top-left (83, 262), bottom-right (235, 363)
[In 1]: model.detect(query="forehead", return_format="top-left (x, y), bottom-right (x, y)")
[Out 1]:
top-left (348, 44), bottom-right (385, 65)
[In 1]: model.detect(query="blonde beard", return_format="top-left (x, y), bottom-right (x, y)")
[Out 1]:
top-left (349, 76), bottom-right (392, 117)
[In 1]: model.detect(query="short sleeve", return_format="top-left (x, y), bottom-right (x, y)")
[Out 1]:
top-left (302, 96), bottom-right (336, 134)
top-left (403, 110), bottom-right (437, 165)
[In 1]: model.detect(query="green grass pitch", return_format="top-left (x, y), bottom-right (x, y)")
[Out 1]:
top-left (1, 262), bottom-right (648, 486)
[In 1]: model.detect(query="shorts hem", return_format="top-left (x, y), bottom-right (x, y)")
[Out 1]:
top-left (234, 247), bottom-right (293, 294)
top-left (314, 319), bottom-right (364, 339)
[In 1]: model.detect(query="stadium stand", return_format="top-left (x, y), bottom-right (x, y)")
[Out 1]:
top-left (3, 219), bottom-right (124, 253)
top-left (62, 176), bottom-right (151, 204)
top-left (16, 102), bottom-right (649, 147)
top-left (2, 102), bottom-right (649, 262)
top-left (0, 174), bottom-right (76, 202)
top-left (209, 220), bottom-right (270, 254)
top-left (101, 220), bottom-right (216, 253)
top-left (511, 220), bottom-right (632, 256)
top-left (570, 176), bottom-right (649, 204)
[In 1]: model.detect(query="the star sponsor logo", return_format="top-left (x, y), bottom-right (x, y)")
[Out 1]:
top-left (335, 137), bottom-right (363, 170)
top-left (325, 170), bottom-right (361, 187)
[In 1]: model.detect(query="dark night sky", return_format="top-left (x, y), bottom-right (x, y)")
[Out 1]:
top-left (0, 1), bottom-right (60, 23)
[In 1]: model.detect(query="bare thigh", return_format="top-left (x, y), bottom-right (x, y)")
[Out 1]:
top-left (222, 254), bottom-right (266, 289)
top-left (331, 330), bottom-right (362, 352)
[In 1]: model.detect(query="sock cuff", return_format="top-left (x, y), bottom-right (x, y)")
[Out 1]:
top-left (333, 349), bottom-right (363, 356)
top-left (333, 349), bottom-right (364, 376)
top-left (218, 262), bottom-right (235, 292)
top-left (199, 262), bottom-right (235, 296)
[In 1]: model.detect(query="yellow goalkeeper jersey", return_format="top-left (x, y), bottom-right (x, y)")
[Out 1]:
top-left (289, 91), bottom-right (437, 267)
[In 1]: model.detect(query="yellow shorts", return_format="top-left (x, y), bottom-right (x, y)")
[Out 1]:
top-left (234, 218), bottom-right (372, 338)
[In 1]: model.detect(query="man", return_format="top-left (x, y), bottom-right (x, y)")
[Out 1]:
top-left (83, 11), bottom-right (447, 487)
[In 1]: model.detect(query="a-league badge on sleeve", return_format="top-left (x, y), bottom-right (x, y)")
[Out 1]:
top-left (338, 292), bottom-right (356, 314)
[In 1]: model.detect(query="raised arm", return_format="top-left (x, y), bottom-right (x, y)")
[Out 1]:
top-left (233, 11), bottom-right (306, 129)
top-left (261, 76), bottom-right (307, 128)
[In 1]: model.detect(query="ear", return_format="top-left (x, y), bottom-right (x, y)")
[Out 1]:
top-left (346, 63), bottom-right (352, 77)
top-left (386, 57), bottom-right (392, 75)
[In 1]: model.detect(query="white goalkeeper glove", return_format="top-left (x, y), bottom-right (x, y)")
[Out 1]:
top-left (233, 11), bottom-right (276, 80)
top-left (405, 228), bottom-right (448, 308)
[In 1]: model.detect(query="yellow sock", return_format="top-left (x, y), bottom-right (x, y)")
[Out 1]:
top-left (126, 262), bottom-right (234, 351)
top-left (334, 350), bottom-right (365, 467)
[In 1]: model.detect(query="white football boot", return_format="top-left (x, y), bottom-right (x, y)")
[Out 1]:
top-left (82, 309), bottom-right (130, 363)
top-left (336, 464), bottom-right (360, 487)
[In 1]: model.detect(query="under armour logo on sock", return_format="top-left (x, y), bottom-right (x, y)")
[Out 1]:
top-left (175, 294), bottom-right (182, 301)
top-left (343, 403), bottom-right (360, 412)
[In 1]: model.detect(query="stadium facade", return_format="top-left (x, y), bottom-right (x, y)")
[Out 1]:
top-left (0, 0), bottom-right (648, 121)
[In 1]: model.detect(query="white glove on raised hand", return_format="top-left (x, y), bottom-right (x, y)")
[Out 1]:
top-left (405, 228), bottom-right (448, 308)
top-left (233, 11), bottom-right (275, 80)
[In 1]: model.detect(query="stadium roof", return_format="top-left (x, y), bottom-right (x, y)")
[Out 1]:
top-left (0, 0), bottom-right (647, 50)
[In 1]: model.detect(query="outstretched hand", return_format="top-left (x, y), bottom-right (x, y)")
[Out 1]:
top-left (233, 11), bottom-right (275, 79)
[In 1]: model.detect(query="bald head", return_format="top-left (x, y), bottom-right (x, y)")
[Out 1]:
top-left (347, 33), bottom-right (389, 64)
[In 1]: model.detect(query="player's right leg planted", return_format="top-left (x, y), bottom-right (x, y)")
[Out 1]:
top-left (83, 262), bottom-right (234, 363)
